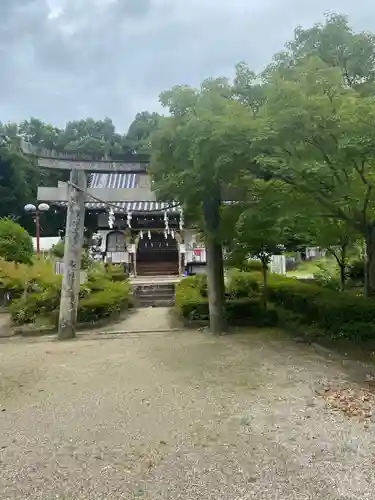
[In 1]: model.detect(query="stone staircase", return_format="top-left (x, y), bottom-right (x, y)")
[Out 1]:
top-left (132, 282), bottom-right (176, 308)
top-left (136, 261), bottom-right (179, 277)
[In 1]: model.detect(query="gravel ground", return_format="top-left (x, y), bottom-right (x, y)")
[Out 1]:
top-left (0, 329), bottom-right (375, 499)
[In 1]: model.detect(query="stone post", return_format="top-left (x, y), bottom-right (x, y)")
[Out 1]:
top-left (58, 169), bottom-right (87, 340)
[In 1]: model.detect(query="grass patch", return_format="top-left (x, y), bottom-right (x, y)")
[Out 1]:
top-left (287, 257), bottom-right (337, 277)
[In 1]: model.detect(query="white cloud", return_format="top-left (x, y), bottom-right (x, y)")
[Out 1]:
top-left (0, 0), bottom-right (374, 131)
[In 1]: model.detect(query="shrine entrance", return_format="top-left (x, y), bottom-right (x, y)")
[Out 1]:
top-left (136, 232), bottom-right (179, 276)
top-left (106, 231), bottom-right (127, 264)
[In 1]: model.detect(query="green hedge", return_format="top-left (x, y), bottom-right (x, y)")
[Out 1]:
top-left (174, 271), bottom-right (375, 339)
top-left (229, 271), bottom-right (375, 340)
top-left (225, 298), bottom-right (277, 326)
top-left (175, 275), bottom-right (277, 327)
top-left (10, 264), bottom-right (132, 327)
top-left (267, 278), bottom-right (375, 339)
top-left (78, 281), bottom-right (132, 323)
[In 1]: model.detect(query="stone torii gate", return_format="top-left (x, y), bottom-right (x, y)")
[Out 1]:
top-left (21, 143), bottom-right (152, 340)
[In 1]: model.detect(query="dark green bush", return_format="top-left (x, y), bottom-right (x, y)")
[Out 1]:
top-left (175, 275), bottom-right (206, 320)
top-left (10, 265), bottom-right (132, 326)
top-left (225, 298), bottom-right (278, 326)
top-left (175, 275), bottom-right (277, 326)
top-left (225, 270), bottom-right (375, 340)
top-left (176, 295), bottom-right (277, 327)
top-left (264, 275), bottom-right (375, 340)
top-left (78, 281), bottom-right (132, 323)
top-left (180, 298), bottom-right (209, 322)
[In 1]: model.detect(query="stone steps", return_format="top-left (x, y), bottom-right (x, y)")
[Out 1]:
top-left (132, 282), bottom-right (176, 308)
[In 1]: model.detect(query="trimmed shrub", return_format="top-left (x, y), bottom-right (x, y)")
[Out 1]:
top-left (257, 274), bottom-right (375, 340)
top-left (78, 281), bottom-right (132, 323)
top-left (10, 261), bottom-right (132, 327)
top-left (175, 275), bottom-right (207, 320)
top-left (223, 270), bottom-right (375, 340)
top-left (225, 298), bottom-right (278, 326)
top-left (175, 275), bottom-right (277, 327)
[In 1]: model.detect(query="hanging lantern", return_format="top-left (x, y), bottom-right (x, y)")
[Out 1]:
top-left (148, 231), bottom-right (151, 240)
top-left (127, 211), bottom-right (132, 228)
top-left (108, 207), bottom-right (115, 229)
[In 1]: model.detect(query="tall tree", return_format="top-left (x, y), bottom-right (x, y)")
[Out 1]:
top-left (125, 111), bottom-right (162, 154)
top-left (0, 132), bottom-right (36, 228)
top-left (250, 57), bottom-right (375, 294)
top-left (151, 79), bottom-right (245, 333)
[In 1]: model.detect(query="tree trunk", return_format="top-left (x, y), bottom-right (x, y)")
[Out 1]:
top-left (261, 259), bottom-right (268, 308)
top-left (338, 263), bottom-right (346, 291)
top-left (365, 224), bottom-right (375, 297)
top-left (329, 245), bottom-right (347, 292)
top-left (203, 197), bottom-right (226, 334)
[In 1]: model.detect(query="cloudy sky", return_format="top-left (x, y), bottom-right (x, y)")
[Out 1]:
top-left (1, 0), bottom-right (374, 131)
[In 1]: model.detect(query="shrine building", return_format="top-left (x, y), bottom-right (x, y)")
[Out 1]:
top-left (32, 150), bottom-right (206, 277)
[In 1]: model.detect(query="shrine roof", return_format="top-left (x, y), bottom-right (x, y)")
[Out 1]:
top-left (87, 201), bottom-right (179, 212)
top-left (88, 172), bottom-right (139, 189)
top-left (54, 201), bottom-right (179, 213)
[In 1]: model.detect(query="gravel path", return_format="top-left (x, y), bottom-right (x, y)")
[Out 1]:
top-left (1, 329), bottom-right (375, 499)
top-left (104, 307), bottom-right (175, 333)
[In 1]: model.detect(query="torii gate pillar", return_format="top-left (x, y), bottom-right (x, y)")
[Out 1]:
top-left (58, 169), bottom-right (87, 340)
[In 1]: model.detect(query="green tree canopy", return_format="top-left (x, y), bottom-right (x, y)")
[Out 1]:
top-left (267, 12), bottom-right (375, 93)
top-left (251, 56), bottom-right (375, 293)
